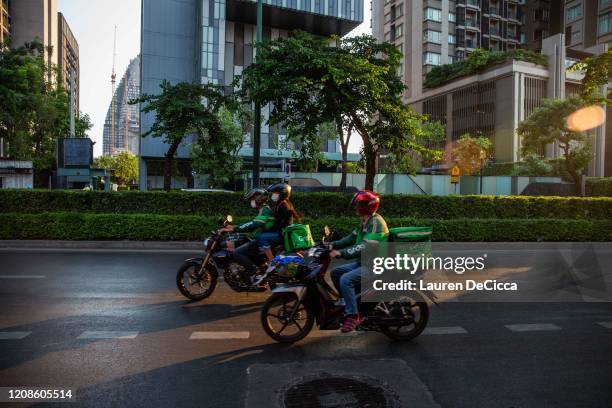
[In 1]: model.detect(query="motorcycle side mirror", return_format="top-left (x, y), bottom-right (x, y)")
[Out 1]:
top-left (224, 214), bottom-right (233, 226)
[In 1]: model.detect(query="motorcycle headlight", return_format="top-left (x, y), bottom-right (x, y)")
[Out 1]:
top-left (203, 238), bottom-right (211, 248)
top-left (307, 247), bottom-right (317, 257)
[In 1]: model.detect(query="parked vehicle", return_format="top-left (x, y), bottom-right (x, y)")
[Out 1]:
top-left (260, 229), bottom-right (435, 343)
top-left (176, 215), bottom-right (278, 300)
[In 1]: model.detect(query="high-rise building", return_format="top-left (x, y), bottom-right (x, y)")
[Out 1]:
top-left (57, 12), bottom-right (79, 115)
top-left (9, 0), bottom-right (58, 70)
top-left (139, 0), bottom-right (364, 190)
top-left (372, 0), bottom-right (523, 101)
top-left (0, 0), bottom-right (9, 44)
top-left (103, 56), bottom-right (141, 156)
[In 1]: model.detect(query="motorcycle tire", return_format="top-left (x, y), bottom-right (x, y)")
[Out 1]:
top-left (380, 294), bottom-right (429, 341)
top-left (260, 292), bottom-right (314, 343)
top-left (176, 261), bottom-right (218, 301)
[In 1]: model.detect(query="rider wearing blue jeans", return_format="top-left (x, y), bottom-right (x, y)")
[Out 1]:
top-left (330, 191), bottom-right (388, 333)
top-left (256, 183), bottom-right (298, 261)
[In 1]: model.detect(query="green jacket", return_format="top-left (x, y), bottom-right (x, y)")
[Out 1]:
top-left (332, 213), bottom-right (388, 259)
top-left (234, 205), bottom-right (275, 235)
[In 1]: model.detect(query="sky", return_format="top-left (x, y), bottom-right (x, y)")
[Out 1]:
top-left (57, 0), bottom-right (371, 157)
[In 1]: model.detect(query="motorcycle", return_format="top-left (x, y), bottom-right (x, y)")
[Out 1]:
top-left (260, 228), bottom-right (436, 343)
top-left (176, 215), bottom-right (278, 301)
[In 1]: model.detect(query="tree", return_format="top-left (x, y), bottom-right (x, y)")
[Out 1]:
top-left (93, 152), bottom-right (139, 187)
top-left (190, 106), bottom-right (251, 188)
top-left (568, 51), bottom-right (612, 105)
top-left (240, 32), bottom-right (442, 191)
top-left (447, 133), bottom-right (493, 176)
top-left (75, 112), bottom-right (93, 137)
top-left (518, 98), bottom-right (592, 190)
top-left (0, 40), bottom-right (95, 187)
top-left (132, 80), bottom-right (230, 191)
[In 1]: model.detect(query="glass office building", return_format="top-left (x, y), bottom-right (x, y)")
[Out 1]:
top-left (140, 0), bottom-right (363, 189)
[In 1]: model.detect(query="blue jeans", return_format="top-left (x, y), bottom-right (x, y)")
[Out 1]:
top-left (331, 261), bottom-right (362, 315)
top-left (255, 231), bottom-right (282, 250)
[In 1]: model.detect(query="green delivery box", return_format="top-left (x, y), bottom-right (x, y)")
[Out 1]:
top-left (283, 224), bottom-right (315, 252)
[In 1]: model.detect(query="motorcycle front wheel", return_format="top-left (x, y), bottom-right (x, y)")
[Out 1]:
top-left (379, 292), bottom-right (429, 341)
top-left (260, 292), bottom-right (314, 343)
top-left (176, 261), bottom-right (218, 301)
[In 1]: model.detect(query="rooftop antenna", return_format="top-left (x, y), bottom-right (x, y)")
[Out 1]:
top-left (110, 25), bottom-right (117, 156)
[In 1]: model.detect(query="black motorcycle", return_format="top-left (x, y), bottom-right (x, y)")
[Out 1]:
top-left (176, 215), bottom-right (277, 301)
top-left (260, 231), bottom-right (435, 343)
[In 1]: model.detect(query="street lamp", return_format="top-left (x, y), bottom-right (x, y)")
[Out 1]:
top-left (252, 0), bottom-right (263, 188)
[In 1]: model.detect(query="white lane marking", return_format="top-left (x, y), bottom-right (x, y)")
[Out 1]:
top-left (77, 331), bottom-right (139, 339)
top-left (0, 331), bottom-right (32, 339)
top-left (597, 321), bottom-right (612, 329)
top-left (423, 326), bottom-right (467, 335)
top-left (190, 331), bottom-right (250, 340)
top-left (505, 323), bottom-right (561, 332)
top-left (0, 275), bottom-right (46, 279)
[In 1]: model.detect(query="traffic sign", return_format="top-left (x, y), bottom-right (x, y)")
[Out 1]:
top-left (450, 165), bottom-right (460, 184)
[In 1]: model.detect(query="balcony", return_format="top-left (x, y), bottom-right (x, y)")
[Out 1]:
top-left (466, 18), bottom-right (480, 29)
top-left (466, 39), bottom-right (477, 49)
top-left (466, 0), bottom-right (480, 8)
top-left (489, 6), bottom-right (500, 16)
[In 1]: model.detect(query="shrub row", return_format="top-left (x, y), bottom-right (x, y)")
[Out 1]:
top-left (586, 178), bottom-right (612, 197)
top-left (1, 190), bottom-right (612, 219)
top-left (1, 213), bottom-right (610, 242)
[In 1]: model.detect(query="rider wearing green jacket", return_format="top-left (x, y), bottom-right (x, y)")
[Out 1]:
top-left (330, 191), bottom-right (388, 332)
top-left (222, 188), bottom-right (275, 287)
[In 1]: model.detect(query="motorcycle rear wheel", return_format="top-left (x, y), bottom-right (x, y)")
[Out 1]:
top-left (261, 292), bottom-right (314, 343)
top-left (176, 261), bottom-right (217, 301)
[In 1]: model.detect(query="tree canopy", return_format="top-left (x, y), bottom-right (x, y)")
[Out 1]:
top-left (239, 31), bottom-right (442, 190)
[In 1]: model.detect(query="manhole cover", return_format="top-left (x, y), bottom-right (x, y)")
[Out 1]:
top-left (282, 374), bottom-right (400, 408)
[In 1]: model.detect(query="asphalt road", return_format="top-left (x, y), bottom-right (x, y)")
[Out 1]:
top-left (0, 247), bottom-right (611, 408)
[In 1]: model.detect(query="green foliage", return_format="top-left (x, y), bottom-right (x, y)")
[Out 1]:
top-left (424, 48), bottom-right (548, 89)
top-left (93, 152), bottom-right (139, 186)
top-left (586, 177), bottom-right (612, 197)
top-left (567, 50), bottom-right (612, 104)
top-left (1, 213), bottom-right (610, 241)
top-left (518, 98), bottom-right (592, 187)
top-left (240, 31), bottom-right (442, 190)
top-left (131, 80), bottom-right (232, 191)
top-left (447, 133), bottom-right (493, 175)
top-left (345, 161), bottom-right (366, 174)
top-left (75, 112), bottom-right (94, 137)
top-left (2, 190), bottom-right (612, 220)
top-left (190, 106), bottom-right (250, 187)
top-left (0, 40), bottom-right (95, 187)
top-left (482, 155), bottom-right (557, 177)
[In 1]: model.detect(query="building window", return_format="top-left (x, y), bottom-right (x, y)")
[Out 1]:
top-left (449, 12), bottom-right (456, 23)
top-left (600, 12), bottom-right (612, 34)
top-left (424, 30), bottom-right (442, 43)
top-left (449, 55), bottom-right (456, 63)
top-left (601, 0), bottom-right (611, 5)
top-left (566, 5), bottom-right (581, 22)
top-left (520, 33), bottom-right (526, 44)
top-left (448, 33), bottom-right (456, 44)
top-left (424, 7), bottom-right (442, 22)
top-left (395, 24), bottom-right (403, 38)
top-left (423, 52), bottom-right (441, 65)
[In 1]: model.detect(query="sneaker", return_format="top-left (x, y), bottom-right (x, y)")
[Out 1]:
top-left (341, 314), bottom-right (364, 333)
top-left (334, 298), bottom-right (346, 307)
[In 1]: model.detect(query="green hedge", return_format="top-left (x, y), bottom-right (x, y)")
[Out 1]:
top-left (1, 213), bottom-right (610, 241)
top-left (586, 178), bottom-right (612, 197)
top-left (2, 190), bottom-right (612, 219)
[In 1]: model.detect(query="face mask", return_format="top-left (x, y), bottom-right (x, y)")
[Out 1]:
top-left (250, 200), bottom-right (257, 209)
top-left (271, 193), bottom-right (280, 202)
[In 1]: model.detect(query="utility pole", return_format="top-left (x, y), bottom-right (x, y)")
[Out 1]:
top-left (252, 0), bottom-right (263, 187)
top-left (110, 25), bottom-right (117, 156)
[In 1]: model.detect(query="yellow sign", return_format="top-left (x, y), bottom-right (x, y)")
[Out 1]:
top-left (450, 165), bottom-right (460, 184)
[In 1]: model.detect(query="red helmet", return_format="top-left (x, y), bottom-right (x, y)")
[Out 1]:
top-left (350, 190), bottom-right (380, 216)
